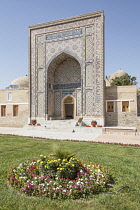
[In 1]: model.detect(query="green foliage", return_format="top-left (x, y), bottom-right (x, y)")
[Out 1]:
top-left (37, 154), bottom-right (84, 179)
top-left (53, 147), bottom-right (75, 161)
top-left (110, 75), bottom-right (137, 86)
top-left (8, 156), bottom-right (110, 199)
top-left (1, 135), bottom-right (140, 209)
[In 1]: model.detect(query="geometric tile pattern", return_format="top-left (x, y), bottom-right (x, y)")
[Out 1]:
top-left (38, 69), bottom-right (44, 92)
top-left (62, 90), bottom-right (75, 99)
top-left (85, 27), bottom-right (92, 35)
top-left (93, 16), bottom-right (104, 116)
top-left (76, 90), bottom-right (81, 116)
top-left (54, 91), bottom-right (61, 116)
top-left (54, 58), bottom-right (81, 84)
top-left (48, 90), bottom-right (54, 116)
top-left (29, 11), bottom-right (104, 121)
top-left (38, 93), bottom-right (44, 117)
top-left (37, 44), bottom-right (44, 68)
top-left (85, 63), bottom-right (93, 87)
top-left (86, 36), bottom-right (93, 61)
top-left (85, 90), bottom-right (93, 116)
top-left (46, 37), bottom-right (82, 65)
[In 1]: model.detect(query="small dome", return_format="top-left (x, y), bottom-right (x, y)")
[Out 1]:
top-left (110, 69), bottom-right (128, 80)
top-left (10, 76), bottom-right (28, 88)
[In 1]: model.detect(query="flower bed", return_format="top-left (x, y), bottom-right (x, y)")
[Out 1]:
top-left (8, 153), bottom-right (110, 199)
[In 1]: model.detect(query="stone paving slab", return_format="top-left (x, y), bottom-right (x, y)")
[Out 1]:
top-left (95, 134), bottom-right (140, 145)
top-left (0, 127), bottom-right (140, 145)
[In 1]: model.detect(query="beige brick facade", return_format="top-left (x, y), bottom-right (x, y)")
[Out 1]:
top-left (0, 89), bottom-right (28, 127)
top-left (105, 86), bottom-right (138, 127)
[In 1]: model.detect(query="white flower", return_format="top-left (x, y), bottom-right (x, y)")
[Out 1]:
top-left (30, 162), bottom-right (36, 165)
top-left (19, 176), bottom-right (27, 179)
top-left (62, 190), bottom-right (66, 193)
top-left (17, 164), bottom-right (23, 168)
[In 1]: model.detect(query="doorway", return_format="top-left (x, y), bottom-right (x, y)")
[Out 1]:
top-left (64, 96), bottom-right (74, 119)
top-left (65, 104), bottom-right (74, 119)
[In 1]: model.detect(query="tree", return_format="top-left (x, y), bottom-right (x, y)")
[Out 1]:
top-left (110, 75), bottom-right (137, 86)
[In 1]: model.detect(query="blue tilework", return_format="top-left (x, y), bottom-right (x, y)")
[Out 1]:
top-left (46, 29), bottom-right (82, 41)
top-left (53, 83), bottom-right (81, 90)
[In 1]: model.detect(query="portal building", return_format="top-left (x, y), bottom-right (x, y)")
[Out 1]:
top-left (29, 11), bottom-right (105, 125)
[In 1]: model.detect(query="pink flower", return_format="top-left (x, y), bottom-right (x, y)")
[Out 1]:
top-left (77, 172), bottom-right (81, 175)
top-left (28, 185), bottom-right (34, 188)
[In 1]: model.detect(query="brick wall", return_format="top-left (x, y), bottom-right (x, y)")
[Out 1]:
top-left (105, 86), bottom-right (138, 127)
top-left (0, 88), bottom-right (28, 127)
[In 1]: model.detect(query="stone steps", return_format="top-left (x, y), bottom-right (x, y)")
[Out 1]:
top-left (43, 120), bottom-right (77, 129)
top-left (25, 119), bottom-right (103, 134)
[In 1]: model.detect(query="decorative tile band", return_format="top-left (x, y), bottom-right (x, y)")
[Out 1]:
top-left (62, 90), bottom-right (75, 98)
top-left (46, 29), bottom-right (82, 41)
top-left (53, 83), bottom-right (81, 90)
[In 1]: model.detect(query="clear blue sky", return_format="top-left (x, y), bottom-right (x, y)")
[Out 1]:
top-left (0, 0), bottom-right (140, 89)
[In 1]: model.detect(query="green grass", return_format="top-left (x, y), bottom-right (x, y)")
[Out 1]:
top-left (0, 135), bottom-right (140, 210)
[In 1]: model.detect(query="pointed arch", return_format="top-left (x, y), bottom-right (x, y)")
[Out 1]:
top-left (46, 51), bottom-right (82, 71)
top-left (62, 95), bottom-right (75, 119)
top-left (47, 52), bottom-right (81, 120)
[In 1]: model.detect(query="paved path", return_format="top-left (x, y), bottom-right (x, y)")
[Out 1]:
top-left (0, 127), bottom-right (140, 145)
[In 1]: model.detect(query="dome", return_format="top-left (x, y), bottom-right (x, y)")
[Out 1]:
top-left (10, 75), bottom-right (28, 88)
top-left (110, 69), bottom-right (128, 80)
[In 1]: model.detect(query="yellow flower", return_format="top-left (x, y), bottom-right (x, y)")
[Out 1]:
top-left (37, 160), bottom-right (40, 163)
top-left (72, 164), bottom-right (74, 167)
top-left (58, 167), bottom-right (63, 170)
top-left (40, 155), bottom-right (44, 157)
top-left (44, 156), bottom-right (46, 158)
top-left (40, 161), bottom-right (43, 164)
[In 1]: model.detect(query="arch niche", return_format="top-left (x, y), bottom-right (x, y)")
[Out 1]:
top-left (47, 52), bottom-right (81, 120)
top-left (63, 95), bottom-right (75, 119)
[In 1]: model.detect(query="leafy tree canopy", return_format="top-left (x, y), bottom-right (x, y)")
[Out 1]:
top-left (110, 75), bottom-right (137, 86)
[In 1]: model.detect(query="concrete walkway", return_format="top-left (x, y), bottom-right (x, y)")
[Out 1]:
top-left (0, 126), bottom-right (140, 145)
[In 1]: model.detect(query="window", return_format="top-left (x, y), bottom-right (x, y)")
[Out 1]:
top-left (13, 105), bottom-right (18, 117)
top-left (122, 101), bottom-right (129, 112)
top-left (1, 105), bottom-right (6, 117)
top-left (107, 101), bottom-right (114, 112)
top-left (7, 91), bottom-right (12, 101)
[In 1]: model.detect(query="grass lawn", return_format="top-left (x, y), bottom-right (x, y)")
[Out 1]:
top-left (0, 135), bottom-right (140, 210)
